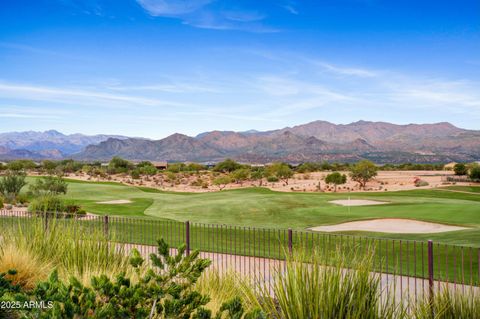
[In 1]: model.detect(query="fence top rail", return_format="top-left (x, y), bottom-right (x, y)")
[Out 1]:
top-left (1, 209), bottom-right (478, 249)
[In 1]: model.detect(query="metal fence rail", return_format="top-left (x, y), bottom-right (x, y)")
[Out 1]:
top-left (1, 210), bottom-right (479, 302)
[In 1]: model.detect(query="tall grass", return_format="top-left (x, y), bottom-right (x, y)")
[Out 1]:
top-left (195, 270), bottom-right (258, 314)
top-left (413, 287), bottom-right (480, 319)
top-left (0, 218), bottom-right (132, 287)
top-left (249, 247), bottom-right (405, 319)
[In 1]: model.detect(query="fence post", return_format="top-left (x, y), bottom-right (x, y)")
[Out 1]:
top-left (288, 228), bottom-right (293, 255)
top-left (428, 240), bottom-right (434, 313)
top-left (185, 221), bottom-right (190, 256)
top-left (103, 215), bottom-right (109, 238)
top-left (44, 212), bottom-right (49, 232)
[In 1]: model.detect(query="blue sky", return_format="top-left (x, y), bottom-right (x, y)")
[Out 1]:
top-left (0, 0), bottom-right (479, 138)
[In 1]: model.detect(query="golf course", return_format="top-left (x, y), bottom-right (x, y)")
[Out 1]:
top-left (37, 177), bottom-right (480, 247)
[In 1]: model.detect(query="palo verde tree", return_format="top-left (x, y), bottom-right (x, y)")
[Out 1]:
top-left (250, 167), bottom-right (265, 187)
top-left (267, 162), bottom-right (294, 185)
top-left (231, 168), bottom-right (251, 186)
top-left (349, 160), bottom-right (378, 189)
top-left (213, 159), bottom-right (243, 173)
top-left (213, 175), bottom-right (232, 190)
top-left (325, 172), bottom-right (347, 192)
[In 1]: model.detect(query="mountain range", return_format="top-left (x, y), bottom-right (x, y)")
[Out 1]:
top-left (1, 121), bottom-right (479, 163)
top-left (0, 130), bottom-right (127, 160)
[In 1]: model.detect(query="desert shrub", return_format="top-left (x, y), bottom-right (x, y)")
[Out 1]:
top-left (28, 175), bottom-right (68, 196)
top-left (63, 202), bottom-right (82, 214)
top-left (415, 179), bottom-right (429, 187)
top-left (191, 178), bottom-right (205, 187)
top-left (14, 193), bottom-right (29, 205)
top-left (0, 197), bottom-right (3, 209)
top-left (130, 169), bottom-right (141, 179)
top-left (0, 171), bottom-right (27, 199)
top-left (266, 176), bottom-right (279, 183)
top-left (28, 195), bottom-right (64, 213)
top-left (8, 239), bottom-right (263, 319)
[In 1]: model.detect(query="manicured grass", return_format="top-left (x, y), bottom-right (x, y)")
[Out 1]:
top-left (443, 186), bottom-right (480, 193)
top-left (23, 177), bottom-right (480, 245)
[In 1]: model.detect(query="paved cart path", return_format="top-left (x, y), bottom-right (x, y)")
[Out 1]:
top-left (120, 242), bottom-right (479, 302)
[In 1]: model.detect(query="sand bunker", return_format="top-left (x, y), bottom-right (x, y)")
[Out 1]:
top-left (309, 218), bottom-right (467, 234)
top-left (96, 200), bottom-right (132, 204)
top-left (329, 199), bottom-right (388, 206)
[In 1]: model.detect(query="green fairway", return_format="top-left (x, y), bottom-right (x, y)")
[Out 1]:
top-left (24, 178), bottom-right (480, 245)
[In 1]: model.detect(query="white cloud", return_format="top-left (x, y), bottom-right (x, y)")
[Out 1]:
top-left (136, 0), bottom-right (213, 16)
top-left (0, 82), bottom-right (186, 108)
top-left (314, 61), bottom-right (378, 78)
top-left (136, 0), bottom-right (277, 32)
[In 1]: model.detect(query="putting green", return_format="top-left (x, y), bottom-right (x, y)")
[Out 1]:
top-left (24, 177), bottom-right (480, 246)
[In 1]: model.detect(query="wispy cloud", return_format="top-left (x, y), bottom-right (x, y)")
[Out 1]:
top-left (0, 82), bottom-right (187, 108)
top-left (107, 83), bottom-right (221, 93)
top-left (136, 0), bottom-right (214, 15)
top-left (314, 61), bottom-right (378, 78)
top-left (136, 0), bottom-right (278, 32)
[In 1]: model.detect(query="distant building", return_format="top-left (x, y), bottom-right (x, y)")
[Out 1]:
top-left (443, 162), bottom-right (457, 170)
top-left (150, 161), bottom-right (168, 170)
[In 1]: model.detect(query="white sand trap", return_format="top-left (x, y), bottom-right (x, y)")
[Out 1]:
top-left (329, 199), bottom-right (388, 206)
top-left (309, 219), bottom-right (467, 234)
top-left (96, 199), bottom-right (132, 204)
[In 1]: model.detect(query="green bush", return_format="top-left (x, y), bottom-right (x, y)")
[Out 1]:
top-left (15, 193), bottom-right (29, 205)
top-left (266, 176), bottom-right (279, 182)
top-left (1, 239), bottom-right (263, 319)
top-left (0, 197), bottom-right (3, 209)
top-left (28, 195), bottom-right (64, 213)
top-left (415, 179), bottom-right (429, 187)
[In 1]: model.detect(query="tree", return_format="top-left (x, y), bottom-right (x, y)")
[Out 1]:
top-left (349, 160), bottom-right (378, 189)
top-left (213, 159), bottom-right (242, 173)
top-left (7, 160), bottom-right (36, 171)
top-left (453, 163), bottom-right (468, 176)
top-left (213, 176), bottom-right (232, 190)
top-left (108, 156), bottom-right (133, 174)
top-left (325, 172), bottom-right (347, 192)
top-left (29, 175), bottom-right (68, 196)
top-left (267, 163), bottom-right (294, 185)
top-left (41, 160), bottom-right (58, 173)
top-left (231, 168), bottom-right (250, 186)
top-left (250, 168), bottom-right (265, 187)
top-left (0, 171), bottom-right (27, 199)
top-left (469, 166), bottom-right (480, 181)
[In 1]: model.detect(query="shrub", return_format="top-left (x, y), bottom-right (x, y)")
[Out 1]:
top-left (15, 193), bottom-right (29, 205)
top-left (14, 239), bottom-right (263, 319)
top-left (28, 195), bottom-right (64, 214)
top-left (415, 179), bottom-right (429, 187)
top-left (28, 175), bottom-right (68, 196)
top-left (0, 197), bottom-right (3, 209)
top-left (266, 176), bottom-right (279, 182)
top-left (0, 171), bottom-right (27, 199)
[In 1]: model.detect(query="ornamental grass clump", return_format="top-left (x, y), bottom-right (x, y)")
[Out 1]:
top-left (0, 218), bottom-right (131, 286)
top-left (252, 246), bottom-right (404, 319)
